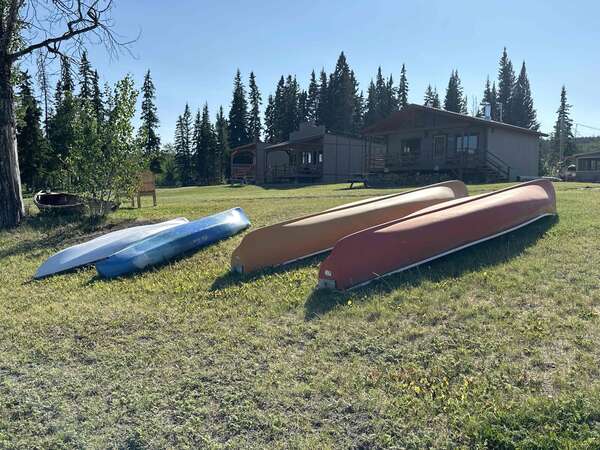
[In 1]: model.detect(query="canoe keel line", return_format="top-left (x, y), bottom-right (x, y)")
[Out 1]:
top-left (318, 180), bottom-right (557, 291)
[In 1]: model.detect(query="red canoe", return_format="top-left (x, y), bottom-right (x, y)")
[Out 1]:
top-left (318, 179), bottom-right (557, 291)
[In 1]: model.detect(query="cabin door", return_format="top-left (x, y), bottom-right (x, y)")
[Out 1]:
top-left (433, 135), bottom-right (447, 162)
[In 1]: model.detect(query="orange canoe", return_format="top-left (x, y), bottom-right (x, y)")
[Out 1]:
top-left (318, 179), bottom-right (557, 291)
top-left (231, 180), bottom-right (468, 274)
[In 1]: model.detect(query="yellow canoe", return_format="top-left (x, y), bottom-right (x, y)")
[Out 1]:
top-left (231, 180), bottom-right (468, 274)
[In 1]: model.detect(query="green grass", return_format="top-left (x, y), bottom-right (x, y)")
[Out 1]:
top-left (1, 181), bottom-right (600, 449)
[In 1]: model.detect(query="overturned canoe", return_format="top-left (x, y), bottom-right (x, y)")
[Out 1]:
top-left (34, 191), bottom-right (86, 214)
top-left (231, 181), bottom-right (468, 274)
top-left (318, 179), bottom-right (557, 291)
top-left (34, 218), bottom-right (189, 279)
top-left (97, 208), bottom-right (250, 278)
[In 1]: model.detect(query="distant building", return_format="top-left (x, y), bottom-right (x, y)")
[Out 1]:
top-left (570, 150), bottom-right (600, 182)
top-left (230, 123), bottom-right (379, 185)
top-left (363, 104), bottom-right (547, 183)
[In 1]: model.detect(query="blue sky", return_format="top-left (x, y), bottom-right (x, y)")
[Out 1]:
top-left (54, 0), bottom-right (600, 140)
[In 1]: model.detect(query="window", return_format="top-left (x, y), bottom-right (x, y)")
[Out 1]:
top-left (301, 152), bottom-right (312, 164)
top-left (456, 134), bottom-right (479, 154)
top-left (433, 135), bottom-right (446, 159)
top-left (402, 138), bottom-right (421, 154)
top-left (578, 158), bottom-right (600, 171)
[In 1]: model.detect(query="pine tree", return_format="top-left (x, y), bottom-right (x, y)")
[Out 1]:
top-left (91, 70), bottom-right (104, 126)
top-left (200, 104), bottom-right (218, 184)
top-left (424, 84), bottom-right (435, 107)
top-left (78, 51), bottom-right (93, 103)
top-left (228, 69), bottom-right (249, 148)
top-left (47, 56), bottom-right (76, 181)
top-left (510, 62), bottom-right (538, 129)
top-left (192, 108), bottom-right (203, 182)
top-left (306, 70), bottom-right (319, 123)
top-left (264, 94), bottom-right (276, 143)
top-left (382, 74), bottom-right (398, 116)
top-left (138, 70), bottom-right (161, 171)
top-left (364, 80), bottom-right (378, 126)
top-left (297, 90), bottom-right (308, 125)
top-left (479, 77), bottom-right (498, 119)
top-left (553, 86), bottom-right (575, 160)
top-left (398, 63), bottom-right (409, 109)
top-left (432, 87), bottom-right (441, 108)
top-left (316, 69), bottom-right (330, 128)
top-left (36, 53), bottom-right (51, 135)
top-left (444, 70), bottom-right (465, 113)
top-left (248, 71), bottom-right (262, 142)
top-left (327, 52), bottom-right (359, 133)
top-left (175, 104), bottom-right (193, 185)
top-left (16, 72), bottom-right (48, 190)
top-left (215, 106), bottom-right (229, 181)
top-left (497, 47), bottom-right (515, 123)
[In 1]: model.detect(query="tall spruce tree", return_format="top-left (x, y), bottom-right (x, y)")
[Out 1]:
top-left (248, 71), bottom-right (262, 142)
top-left (432, 87), bottom-right (441, 108)
top-left (316, 69), bottom-right (330, 128)
top-left (327, 52), bottom-right (359, 133)
top-left (424, 84), bottom-right (435, 107)
top-left (91, 70), bottom-right (104, 126)
top-left (215, 106), bottom-right (229, 181)
top-left (553, 86), bottom-right (575, 160)
top-left (480, 77), bottom-right (499, 119)
top-left (78, 51), bottom-right (93, 103)
top-left (228, 69), bottom-right (249, 148)
top-left (16, 72), bottom-right (47, 190)
top-left (297, 90), bottom-right (309, 125)
top-left (264, 94), bottom-right (276, 143)
top-left (175, 104), bottom-right (193, 185)
top-left (398, 64), bottom-right (409, 109)
top-left (192, 108), bottom-right (203, 182)
top-left (306, 70), bottom-right (319, 123)
top-left (47, 56), bottom-right (77, 182)
top-left (200, 104), bottom-right (218, 184)
top-left (138, 70), bottom-right (161, 171)
top-left (497, 47), bottom-right (515, 123)
top-left (510, 62), bottom-right (538, 129)
top-left (444, 70), bottom-right (466, 113)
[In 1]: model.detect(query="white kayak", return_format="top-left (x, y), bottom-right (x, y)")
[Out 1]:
top-left (34, 218), bottom-right (189, 279)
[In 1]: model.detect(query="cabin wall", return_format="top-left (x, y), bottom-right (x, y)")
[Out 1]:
top-left (486, 128), bottom-right (539, 180)
top-left (322, 134), bottom-right (366, 182)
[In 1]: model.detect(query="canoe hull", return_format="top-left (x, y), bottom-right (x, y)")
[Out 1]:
top-left (318, 180), bottom-right (557, 291)
top-left (97, 208), bottom-right (250, 278)
top-left (231, 180), bottom-right (468, 274)
top-left (34, 218), bottom-right (189, 279)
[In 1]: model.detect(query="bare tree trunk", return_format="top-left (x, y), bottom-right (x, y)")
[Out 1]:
top-left (0, 57), bottom-right (25, 228)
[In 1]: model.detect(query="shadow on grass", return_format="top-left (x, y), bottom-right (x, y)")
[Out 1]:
top-left (209, 252), bottom-right (327, 291)
top-left (2, 215), bottom-right (154, 262)
top-left (304, 215), bottom-right (558, 320)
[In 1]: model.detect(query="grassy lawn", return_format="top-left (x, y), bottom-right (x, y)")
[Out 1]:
top-left (1, 182), bottom-right (600, 448)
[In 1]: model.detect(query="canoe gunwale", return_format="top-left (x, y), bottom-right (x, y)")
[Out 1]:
top-left (318, 212), bottom-right (556, 291)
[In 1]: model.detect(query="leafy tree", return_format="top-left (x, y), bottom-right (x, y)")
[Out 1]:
top-left (398, 63), bottom-right (409, 109)
top-left (497, 47), bottom-right (515, 123)
top-left (228, 69), bottom-right (249, 148)
top-left (16, 72), bottom-right (48, 190)
top-left (215, 106), bottom-right (230, 179)
top-left (444, 70), bottom-right (465, 113)
top-left (138, 70), bottom-right (161, 171)
top-left (175, 104), bottom-right (193, 186)
top-left (156, 143), bottom-right (178, 187)
top-left (248, 71), bottom-right (262, 142)
top-left (69, 75), bottom-right (146, 216)
top-left (1, 0), bottom-right (120, 228)
top-left (510, 62), bottom-right (538, 129)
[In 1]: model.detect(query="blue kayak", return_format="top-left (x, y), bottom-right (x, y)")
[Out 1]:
top-left (96, 208), bottom-right (250, 278)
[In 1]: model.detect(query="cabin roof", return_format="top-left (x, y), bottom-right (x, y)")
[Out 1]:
top-left (363, 104), bottom-right (548, 137)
